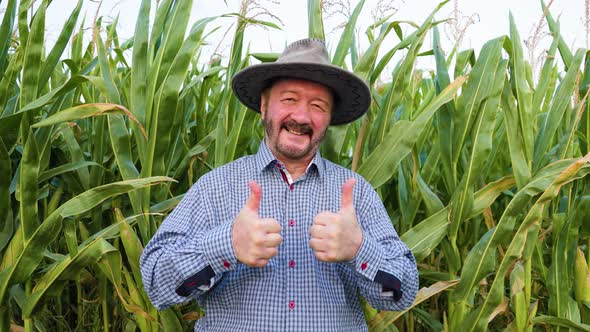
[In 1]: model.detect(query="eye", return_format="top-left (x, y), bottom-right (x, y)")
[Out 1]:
top-left (282, 97), bottom-right (296, 103)
top-left (312, 103), bottom-right (326, 112)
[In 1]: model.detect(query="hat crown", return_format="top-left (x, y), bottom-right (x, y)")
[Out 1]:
top-left (276, 38), bottom-right (331, 65)
top-left (231, 38), bottom-right (371, 125)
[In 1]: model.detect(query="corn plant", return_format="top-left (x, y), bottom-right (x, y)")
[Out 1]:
top-left (0, 0), bottom-right (589, 331)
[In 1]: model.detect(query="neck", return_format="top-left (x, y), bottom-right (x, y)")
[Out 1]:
top-left (265, 140), bottom-right (316, 182)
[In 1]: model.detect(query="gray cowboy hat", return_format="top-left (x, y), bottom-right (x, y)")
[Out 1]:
top-left (231, 38), bottom-right (371, 125)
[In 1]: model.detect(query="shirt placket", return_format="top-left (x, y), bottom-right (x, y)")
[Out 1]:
top-left (276, 163), bottom-right (301, 328)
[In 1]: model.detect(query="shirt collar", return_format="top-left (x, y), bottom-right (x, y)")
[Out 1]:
top-left (255, 139), bottom-right (325, 178)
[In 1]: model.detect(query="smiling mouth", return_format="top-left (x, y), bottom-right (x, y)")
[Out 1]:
top-left (282, 120), bottom-right (313, 137)
top-left (286, 128), bottom-right (307, 135)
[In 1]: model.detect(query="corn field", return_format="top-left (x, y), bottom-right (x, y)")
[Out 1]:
top-left (1, 0), bottom-right (589, 331)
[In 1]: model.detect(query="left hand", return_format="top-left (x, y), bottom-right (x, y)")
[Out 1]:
top-left (309, 178), bottom-right (363, 262)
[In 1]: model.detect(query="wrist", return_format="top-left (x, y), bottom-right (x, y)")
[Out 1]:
top-left (349, 229), bottom-right (364, 261)
top-left (202, 221), bottom-right (238, 275)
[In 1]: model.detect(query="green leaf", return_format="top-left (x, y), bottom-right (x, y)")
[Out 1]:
top-left (20, 0), bottom-right (46, 108)
top-left (448, 54), bottom-right (507, 250)
top-left (542, 1), bottom-right (573, 69)
top-left (0, 138), bottom-right (13, 252)
top-left (368, 280), bottom-right (460, 329)
top-left (0, 0), bottom-right (17, 77)
top-left (149, 17), bottom-right (215, 177)
top-left (0, 177), bottom-right (174, 304)
top-left (38, 161), bottom-right (101, 183)
top-left (115, 209), bottom-right (145, 288)
top-left (459, 155), bottom-right (590, 330)
top-left (23, 237), bottom-right (118, 317)
top-left (402, 176), bottom-right (514, 262)
top-left (96, 34), bottom-right (121, 104)
top-left (501, 81), bottom-right (532, 190)
top-left (433, 25), bottom-right (456, 191)
top-left (0, 48), bottom-right (23, 115)
top-left (17, 0), bottom-right (32, 49)
top-left (332, 0), bottom-right (365, 67)
top-left (533, 315), bottom-right (590, 331)
top-left (32, 103), bottom-right (145, 137)
top-left (533, 49), bottom-right (585, 170)
top-left (358, 76), bottom-right (465, 189)
top-left (508, 13), bottom-right (534, 166)
top-left (452, 37), bottom-right (506, 174)
top-left (307, 0), bottom-right (325, 40)
top-left (18, 130), bottom-right (39, 241)
top-left (249, 53), bottom-right (279, 63)
top-left (37, 0), bottom-right (82, 90)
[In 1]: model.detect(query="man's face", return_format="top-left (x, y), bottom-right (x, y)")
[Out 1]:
top-left (260, 78), bottom-right (333, 163)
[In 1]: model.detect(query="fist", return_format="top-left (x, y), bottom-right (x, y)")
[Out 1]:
top-left (232, 180), bottom-right (282, 267)
top-left (309, 178), bottom-right (363, 262)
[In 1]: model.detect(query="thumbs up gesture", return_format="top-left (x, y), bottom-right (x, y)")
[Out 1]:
top-left (310, 178), bottom-right (363, 262)
top-left (232, 181), bottom-right (282, 267)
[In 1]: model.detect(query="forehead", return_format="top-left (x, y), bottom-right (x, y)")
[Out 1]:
top-left (269, 78), bottom-right (333, 101)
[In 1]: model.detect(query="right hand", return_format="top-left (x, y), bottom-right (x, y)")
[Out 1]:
top-left (232, 180), bottom-right (282, 267)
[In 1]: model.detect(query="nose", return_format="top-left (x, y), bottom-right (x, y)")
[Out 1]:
top-left (289, 104), bottom-right (312, 124)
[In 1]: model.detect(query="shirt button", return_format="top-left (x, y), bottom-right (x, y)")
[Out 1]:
top-left (289, 300), bottom-right (295, 309)
top-left (223, 261), bottom-right (231, 269)
top-left (289, 219), bottom-right (295, 227)
top-left (289, 184), bottom-right (294, 191)
top-left (276, 163), bottom-right (281, 168)
top-left (289, 260), bottom-right (295, 268)
top-left (361, 262), bottom-right (368, 271)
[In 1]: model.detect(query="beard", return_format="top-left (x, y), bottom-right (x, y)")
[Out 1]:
top-left (262, 117), bottom-right (328, 160)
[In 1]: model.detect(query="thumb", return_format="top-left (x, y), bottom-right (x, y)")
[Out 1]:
top-left (341, 178), bottom-right (356, 211)
top-left (244, 180), bottom-right (262, 213)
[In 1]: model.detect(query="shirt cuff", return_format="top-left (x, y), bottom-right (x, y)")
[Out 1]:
top-left (346, 233), bottom-right (383, 281)
top-left (175, 265), bottom-right (216, 297)
top-left (202, 221), bottom-right (238, 275)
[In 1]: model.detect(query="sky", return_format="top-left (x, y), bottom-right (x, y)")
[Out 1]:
top-left (3, 0), bottom-right (587, 74)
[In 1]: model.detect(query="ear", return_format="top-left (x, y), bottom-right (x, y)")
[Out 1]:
top-left (259, 94), bottom-right (268, 120)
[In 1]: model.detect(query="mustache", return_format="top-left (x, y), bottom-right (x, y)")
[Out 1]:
top-left (281, 120), bottom-right (313, 135)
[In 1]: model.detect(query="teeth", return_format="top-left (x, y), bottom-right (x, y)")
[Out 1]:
top-left (287, 128), bottom-right (305, 135)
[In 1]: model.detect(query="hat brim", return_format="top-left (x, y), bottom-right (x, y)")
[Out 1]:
top-left (231, 62), bottom-right (371, 125)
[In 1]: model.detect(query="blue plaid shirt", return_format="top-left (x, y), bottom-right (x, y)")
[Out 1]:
top-left (140, 141), bottom-right (418, 331)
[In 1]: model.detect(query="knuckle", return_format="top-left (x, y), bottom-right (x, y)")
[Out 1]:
top-left (329, 242), bottom-right (339, 252)
top-left (253, 221), bottom-right (263, 231)
top-left (252, 233), bottom-right (265, 246)
top-left (309, 227), bottom-right (316, 237)
top-left (309, 239), bottom-right (317, 250)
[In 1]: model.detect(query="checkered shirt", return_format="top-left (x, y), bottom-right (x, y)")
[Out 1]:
top-left (140, 141), bottom-right (419, 331)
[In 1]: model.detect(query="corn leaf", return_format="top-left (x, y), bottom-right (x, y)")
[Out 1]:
top-left (358, 76), bottom-right (465, 189)
top-left (0, 177), bottom-right (174, 303)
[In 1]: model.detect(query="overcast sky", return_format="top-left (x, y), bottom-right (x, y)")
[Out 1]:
top-left (3, 0), bottom-right (586, 73)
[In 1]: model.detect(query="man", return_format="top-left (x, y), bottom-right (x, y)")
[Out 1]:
top-left (140, 38), bottom-right (418, 331)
